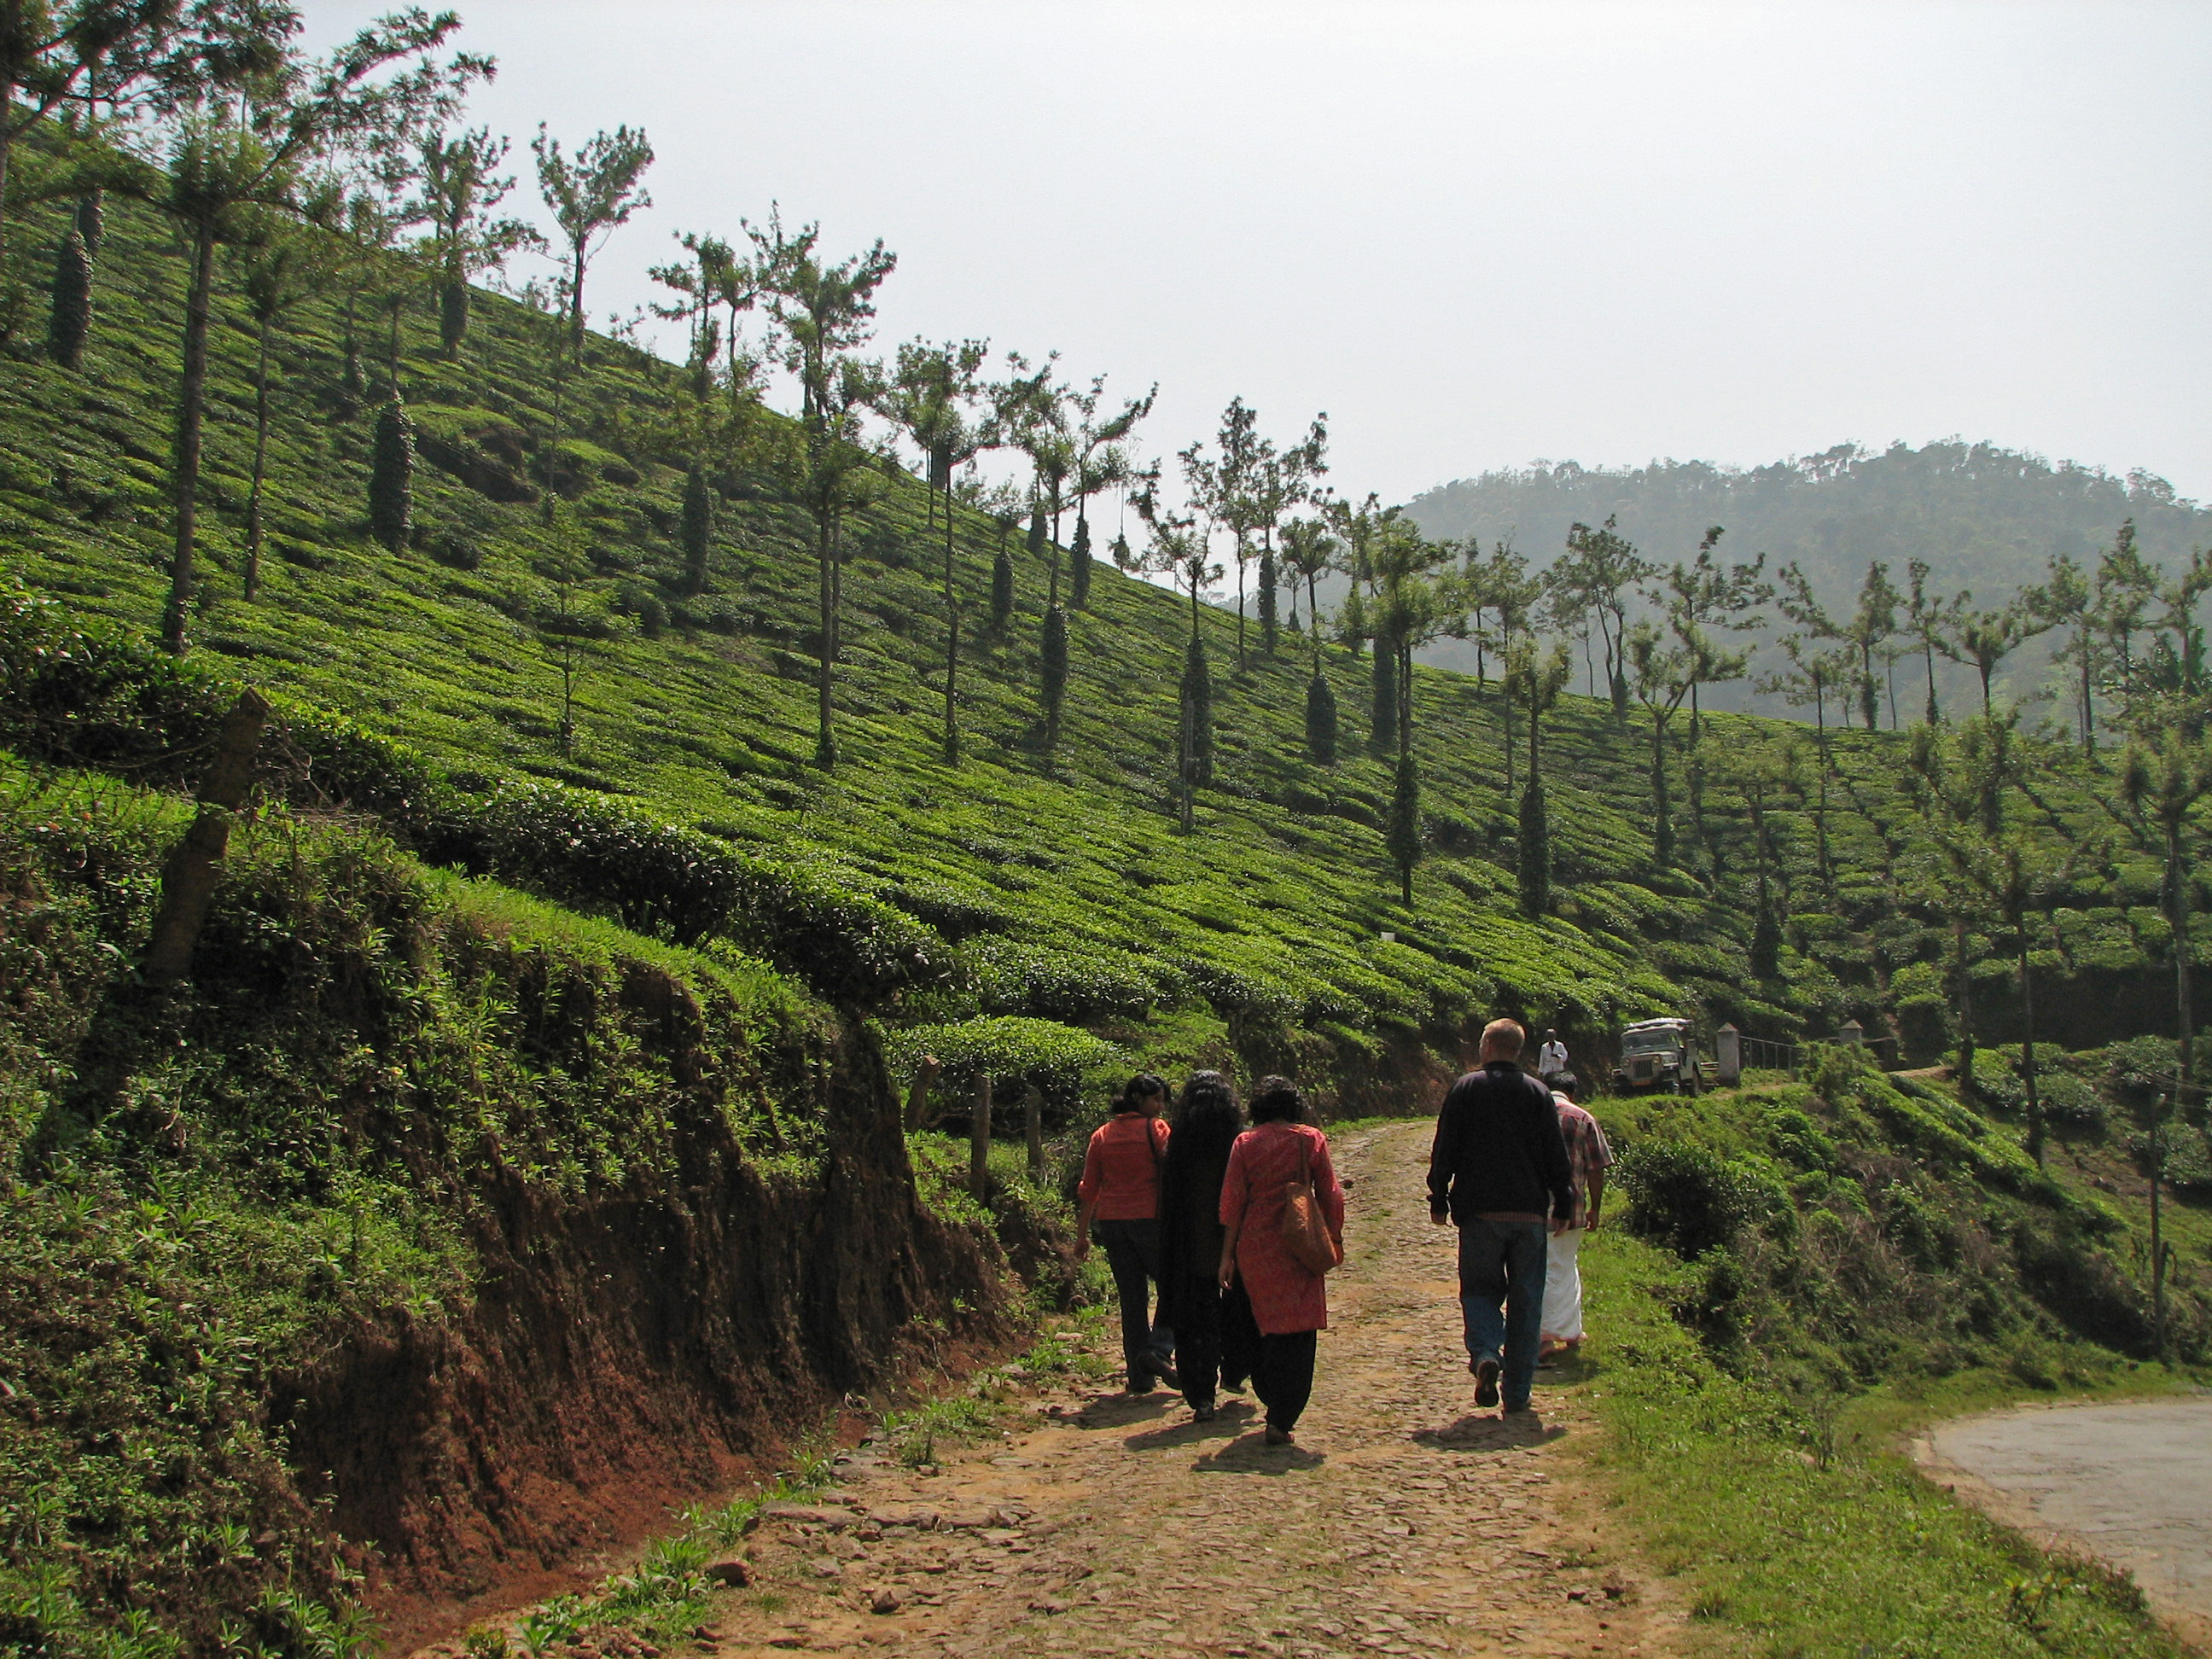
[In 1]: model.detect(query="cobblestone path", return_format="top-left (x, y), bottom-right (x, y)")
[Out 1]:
top-left (699, 1121), bottom-right (1690, 1659)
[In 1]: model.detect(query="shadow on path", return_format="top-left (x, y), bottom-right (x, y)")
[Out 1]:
top-left (1413, 1412), bottom-right (1569, 1452)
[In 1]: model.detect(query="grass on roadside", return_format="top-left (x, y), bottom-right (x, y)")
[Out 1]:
top-left (1580, 1229), bottom-right (2193, 1659)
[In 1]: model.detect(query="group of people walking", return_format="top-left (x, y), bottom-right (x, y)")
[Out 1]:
top-left (1074, 1019), bottom-right (1609, 1435)
top-left (1077, 1071), bottom-right (1343, 1444)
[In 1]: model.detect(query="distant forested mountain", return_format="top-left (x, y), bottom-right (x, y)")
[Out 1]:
top-left (1399, 440), bottom-right (2212, 718)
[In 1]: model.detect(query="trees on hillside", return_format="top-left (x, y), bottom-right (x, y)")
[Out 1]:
top-left (1554, 515), bottom-right (1650, 719)
top-left (0, 0), bottom-right (171, 271)
top-left (532, 122), bottom-right (652, 361)
top-left (1342, 516), bottom-right (1466, 904)
top-left (408, 125), bottom-right (536, 353)
top-left (1066, 375), bottom-right (1155, 613)
top-left (118, 7), bottom-right (478, 654)
top-left (1132, 480), bottom-right (1220, 833)
top-left (1627, 620), bottom-right (1694, 867)
top-left (885, 337), bottom-right (988, 763)
top-left (748, 209), bottom-right (897, 771)
top-left (1938, 597), bottom-right (2052, 718)
top-left (1511, 638), bottom-right (1572, 917)
top-left (232, 223), bottom-right (326, 599)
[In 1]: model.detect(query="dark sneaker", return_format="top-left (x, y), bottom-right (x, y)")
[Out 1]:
top-left (1472, 1358), bottom-right (1501, 1409)
top-left (1151, 1359), bottom-right (1181, 1390)
top-left (1504, 1401), bottom-right (1537, 1417)
top-left (1263, 1425), bottom-right (1295, 1447)
top-left (1192, 1402), bottom-right (1218, 1423)
top-left (1126, 1376), bottom-right (1155, 1394)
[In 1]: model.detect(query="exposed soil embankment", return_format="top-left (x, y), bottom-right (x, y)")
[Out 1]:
top-left (281, 1016), bottom-right (1020, 1646)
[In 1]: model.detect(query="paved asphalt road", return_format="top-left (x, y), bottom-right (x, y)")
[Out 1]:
top-left (1931, 1396), bottom-right (2212, 1641)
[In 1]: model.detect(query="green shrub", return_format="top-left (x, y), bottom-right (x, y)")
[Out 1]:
top-left (1619, 1137), bottom-right (1773, 1259)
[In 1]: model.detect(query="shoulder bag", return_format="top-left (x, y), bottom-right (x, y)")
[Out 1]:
top-left (1278, 1130), bottom-right (1344, 1277)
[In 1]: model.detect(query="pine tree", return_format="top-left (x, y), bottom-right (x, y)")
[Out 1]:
top-left (1306, 667), bottom-right (1337, 765)
top-left (369, 397), bottom-right (415, 551)
top-left (1027, 505), bottom-right (1046, 562)
top-left (1069, 515), bottom-right (1093, 609)
top-left (1387, 752), bottom-right (1421, 905)
top-left (1259, 546), bottom-right (1278, 656)
top-left (1517, 777), bottom-right (1550, 917)
top-left (46, 229), bottom-right (90, 370)
top-left (680, 462), bottom-right (713, 591)
top-left (1041, 603), bottom-right (1068, 748)
top-left (991, 547), bottom-right (1014, 632)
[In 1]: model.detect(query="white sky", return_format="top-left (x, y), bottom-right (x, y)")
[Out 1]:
top-left (303, 1), bottom-right (2212, 508)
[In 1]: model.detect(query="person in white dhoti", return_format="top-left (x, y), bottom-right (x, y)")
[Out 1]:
top-left (1540, 1080), bottom-right (1612, 1363)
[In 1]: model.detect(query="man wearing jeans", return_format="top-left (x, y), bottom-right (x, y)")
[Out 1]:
top-left (1427, 1019), bottom-right (1575, 1414)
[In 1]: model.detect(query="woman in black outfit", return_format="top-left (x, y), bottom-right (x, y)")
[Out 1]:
top-left (1155, 1071), bottom-right (1259, 1423)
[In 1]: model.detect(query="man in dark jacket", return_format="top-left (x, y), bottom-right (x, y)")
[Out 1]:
top-left (1428, 1018), bottom-right (1574, 1414)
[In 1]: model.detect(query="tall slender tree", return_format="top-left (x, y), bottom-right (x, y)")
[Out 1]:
top-left (231, 222), bottom-right (324, 598)
top-left (1132, 479), bottom-right (1220, 832)
top-left (1938, 594), bottom-right (2054, 717)
top-left (119, 9), bottom-right (478, 654)
top-left (1511, 638), bottom-right (1573, 917)
top-left (749, 209), bottom-right (897, 769)
top-left (1904, 557), bottom-right (1959, 725)
top-left (884, 337), bottom-right (987, 762)
top-left (407, 125), bottom-right (535, 354)
top-left (1181, 397), bottom-right (1265, 668)
top-left (1243, 411), bottom-right (1328, 659)
top-left (2035, 550), bottom-right (2101, 754)
top-left (2095, 518), bottom-right (2159, 713)
top-left (2115, 728), bottom-right (2212, 1351)
top-left (1066, 374), bottom-right (1155, 612)
top-left (1627, 621), bottom-right (1694, 867)
top-left (1555, 515), bottom-right (1651, 719)
top-left (532, 121), bottom-right (652, 361)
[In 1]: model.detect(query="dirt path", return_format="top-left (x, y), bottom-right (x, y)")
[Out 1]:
top-left (698, 1122), bottom-right (1691, 1659)
top-left (1922, 1397), bottom-right (2212, 1653)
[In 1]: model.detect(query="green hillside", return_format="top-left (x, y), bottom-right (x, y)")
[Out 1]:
top-left (6, 176), bottom-right (2192, 1092)
top-left (1402, 446), bottom-right (2212, 716)
top-left (3, 117), bottom-right (2211, 1659)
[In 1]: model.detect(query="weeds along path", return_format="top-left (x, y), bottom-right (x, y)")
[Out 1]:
top-left (694, 1122), bottom-right (1691, 1659)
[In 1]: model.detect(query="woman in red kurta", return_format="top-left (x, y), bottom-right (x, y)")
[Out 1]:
top-left (1216, 1076), bottom-right (1344, 1445)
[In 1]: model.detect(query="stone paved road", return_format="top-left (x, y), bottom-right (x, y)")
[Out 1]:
top-left (1930, 1397), bottom-right (2212, 1651)
top-left (699, 1122), bottom-right (1692, 1659)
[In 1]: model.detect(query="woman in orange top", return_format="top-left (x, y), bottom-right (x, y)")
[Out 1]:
top-left (1077, 1074), bottom-right (1178, 1393)
top-left (1217, 1076), bottom-right (1343, 1446)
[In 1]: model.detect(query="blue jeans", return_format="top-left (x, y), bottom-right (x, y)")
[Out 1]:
top-left (1092, 1218), bottom-right (1175, 1384)
top-left (1457, 1219), bottom-right (1549, 1410)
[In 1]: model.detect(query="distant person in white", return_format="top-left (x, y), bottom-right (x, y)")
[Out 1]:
top-left (1536, 1029), bottom-right (1569, 1089)
top-left (1540, 1079), bottom-right (1613, 1365)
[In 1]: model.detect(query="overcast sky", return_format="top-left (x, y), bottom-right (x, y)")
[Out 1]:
top-left (304, 1), bottom-right (2212, 508)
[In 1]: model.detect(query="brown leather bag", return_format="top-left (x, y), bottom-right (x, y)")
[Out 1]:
top-left (1279, 1131), bottom-right (1343, 1276)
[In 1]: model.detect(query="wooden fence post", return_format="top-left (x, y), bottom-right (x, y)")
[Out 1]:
top-left (969, 1073), bottom-right (992, 1200)
top-left (143, 690), bottom-right (270, 983)
top-left (1023, 1081), bottom-right (1045, 1184)
top-left (903, 1054), bottom-right (940, 1132)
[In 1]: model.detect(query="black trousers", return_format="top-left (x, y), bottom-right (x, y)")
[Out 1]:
top-left (1254, 1330), bottom-right (1318, 1432)
top-left (1173, 1274), bottom-right (1260, 1408)
top-left (1093, 1218), bottom-right (1173, 1384)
